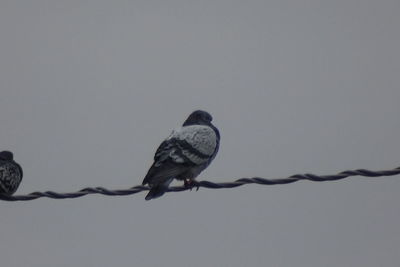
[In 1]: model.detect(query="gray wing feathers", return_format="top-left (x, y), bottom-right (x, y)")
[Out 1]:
top-left (151, 125), bottom-right (218, 168)
top-left (169, 125), bottom-right (217, 157)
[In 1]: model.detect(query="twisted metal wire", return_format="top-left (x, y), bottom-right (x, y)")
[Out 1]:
top-left (1, 166), bottom-right (399, 201)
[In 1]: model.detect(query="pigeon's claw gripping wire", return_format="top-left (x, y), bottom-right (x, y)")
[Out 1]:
top-left (184, 179), bottom-right (200, 191)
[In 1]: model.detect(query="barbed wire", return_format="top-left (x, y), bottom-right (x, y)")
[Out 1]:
top-left (1, 166), bottom-right (399, 201)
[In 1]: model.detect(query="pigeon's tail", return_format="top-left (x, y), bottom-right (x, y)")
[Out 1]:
top-left (145, 178), bottom-right (173, 201)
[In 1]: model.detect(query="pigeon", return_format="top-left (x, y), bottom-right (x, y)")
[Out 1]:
top-left (142, 110), bottom-right (220, 200)
top-left (0, 151), bottom-right (23, 196)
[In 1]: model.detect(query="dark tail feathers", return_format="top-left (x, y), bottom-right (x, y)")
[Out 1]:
top-left (145, 184), bottom-right (168, 200)
top-left (145, 178), bottom-right (173, 200)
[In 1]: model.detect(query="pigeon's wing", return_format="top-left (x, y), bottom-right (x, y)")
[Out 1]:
top-left (168, 125), bottom-right (218, 165)
top-left (142, 125), bottom-right (218, 186)
top-left (142, 136), bottom-right (190, 186)
top-left (0, 161), bottom-right (23, 196)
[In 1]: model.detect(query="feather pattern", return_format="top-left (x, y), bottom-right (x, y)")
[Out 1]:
top-left (142, 110), bottom-right (220, 200)
top-left (0, 151), bottom-right (23, 196)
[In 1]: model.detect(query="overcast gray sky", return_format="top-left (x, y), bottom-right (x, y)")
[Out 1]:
top-left (1, 0), bottom-right (400, 266)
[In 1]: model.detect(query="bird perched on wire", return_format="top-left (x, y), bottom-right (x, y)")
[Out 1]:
top-left (142, 110), bottom-right (220, 200)
top-left (0, 151), bottom-right (23, 196)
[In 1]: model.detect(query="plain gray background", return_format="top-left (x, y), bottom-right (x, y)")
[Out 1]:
top-left (1, 1), bottom-right (400, 266)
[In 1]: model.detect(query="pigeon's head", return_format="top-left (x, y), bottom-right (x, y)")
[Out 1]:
top-left (183, 110), bottom-right (213, 126)
top-left (0, 151), bottom-right (14, 160)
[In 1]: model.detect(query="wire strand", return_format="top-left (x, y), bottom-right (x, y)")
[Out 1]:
top-left (1, 166), bottom-right (399, 201)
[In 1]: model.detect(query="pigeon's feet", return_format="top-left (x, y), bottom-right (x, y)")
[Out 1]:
top-left (184, 179), bottom-right (200, 191)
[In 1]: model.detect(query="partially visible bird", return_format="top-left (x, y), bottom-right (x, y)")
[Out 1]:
top-left (0, 151), bottom-right (23, 196)
top-left (142, 110), bottom-right (220, 200)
